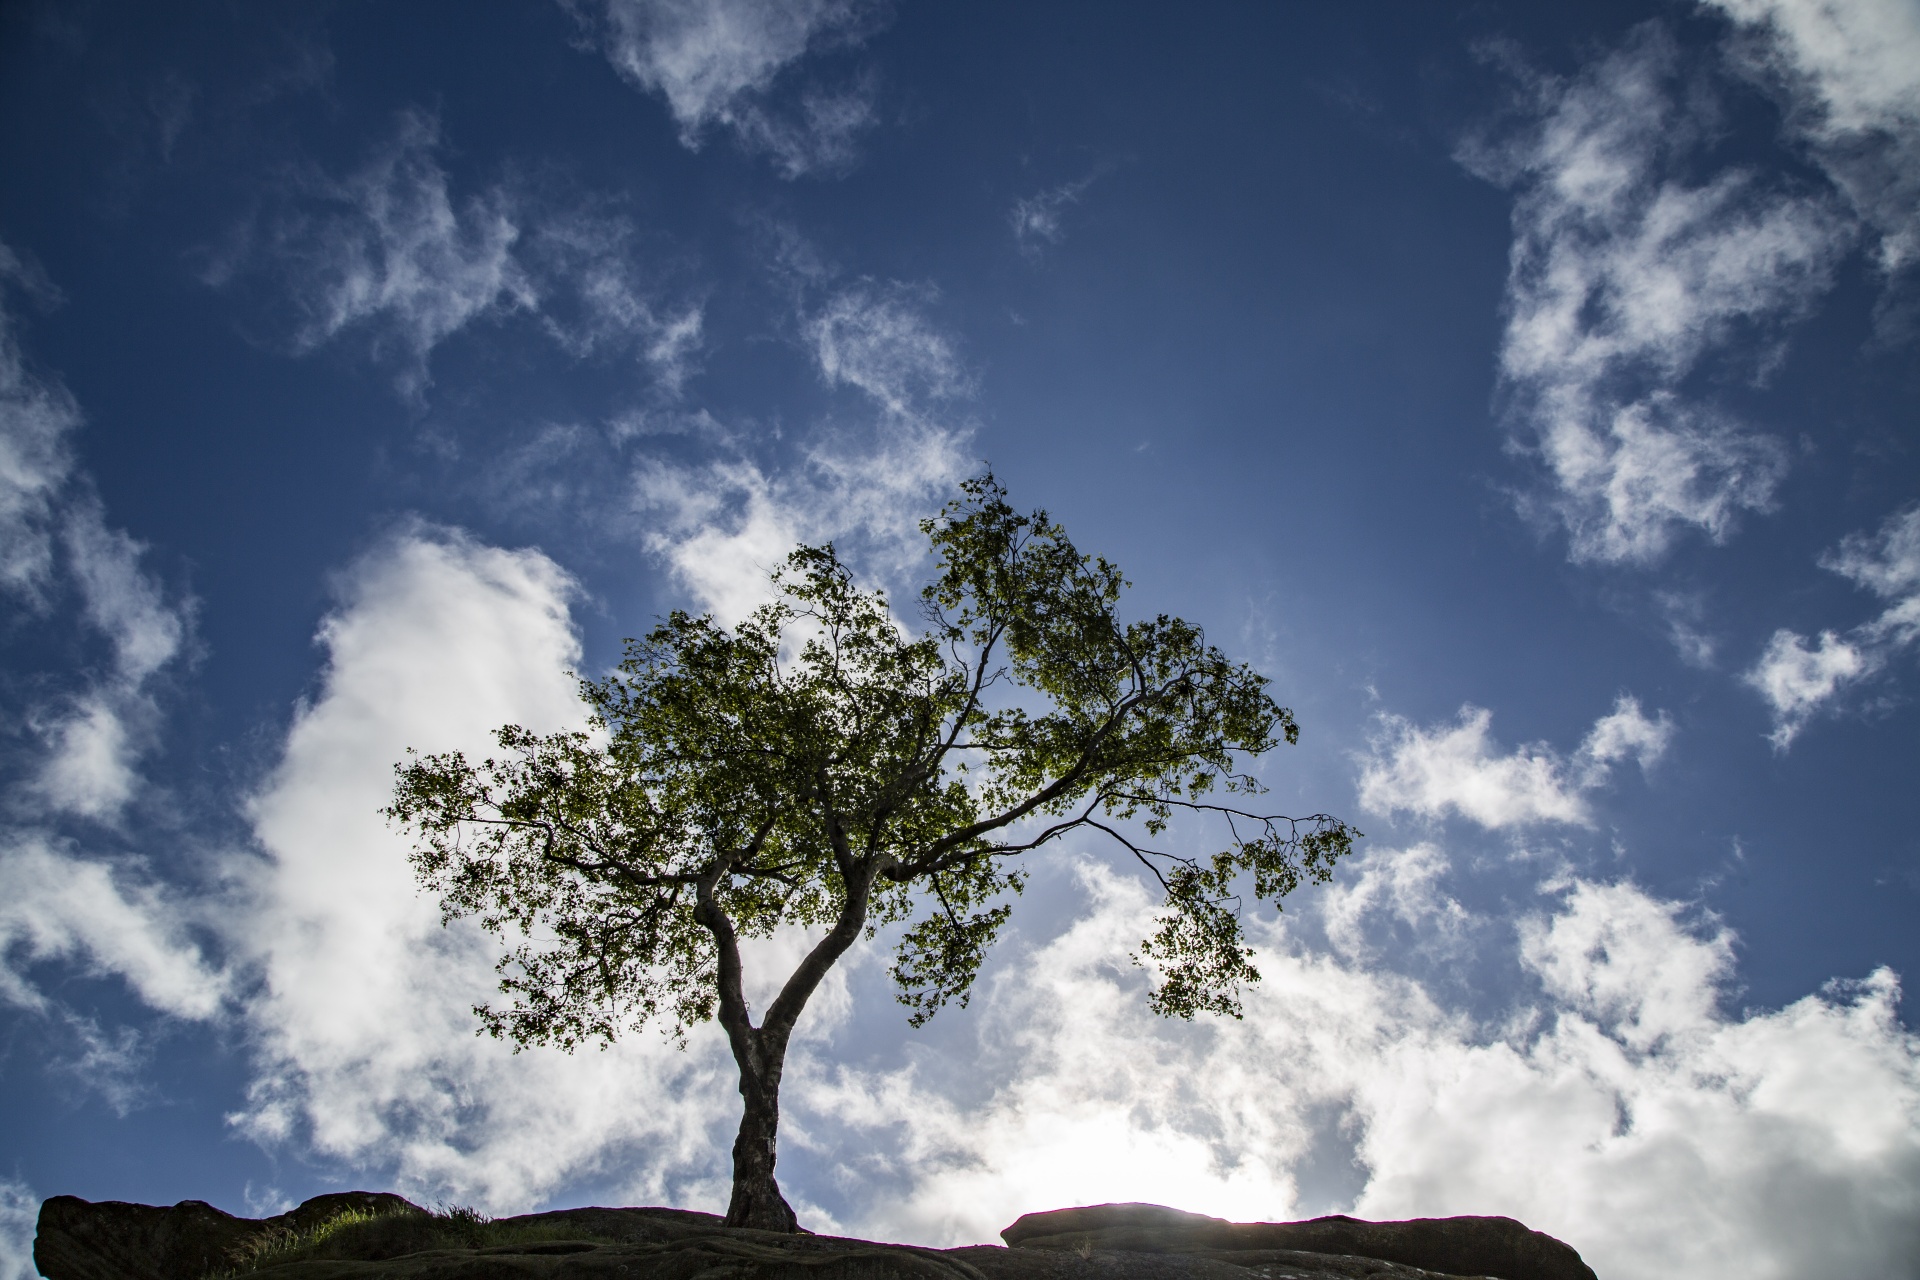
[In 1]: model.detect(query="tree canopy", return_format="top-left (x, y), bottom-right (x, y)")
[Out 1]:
top-left (387, 474), bottom-right (1355, 1230)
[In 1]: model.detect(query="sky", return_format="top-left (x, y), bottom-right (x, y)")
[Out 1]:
top-left (1, 1), bottom-right (1918, 1277)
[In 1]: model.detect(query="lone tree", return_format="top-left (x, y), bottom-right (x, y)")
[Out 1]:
top-left (387, 475), bottom-right (1355, 1231)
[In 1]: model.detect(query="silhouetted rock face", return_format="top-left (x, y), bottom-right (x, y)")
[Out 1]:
top-left (33, 1191), bottom-right (420, 1280)
top-left (1001, 1203), bottom-right (1598, 1280)
top-left (32, 1193), bottom-right (1596, 1279)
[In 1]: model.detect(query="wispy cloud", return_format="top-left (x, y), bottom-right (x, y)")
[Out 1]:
top-left (574, 0), bottom-right (888, 178)
top-left (634, 277), bottom-right (970, 623)
top-left (1466, 26), bottom-right (1846, 564)
top-left (795, 861), bottom-right (1920, 1279)
top-left (208, 111), bottom-right (702, 401)
top-left (1357, 696), bottom-right (1672, 830)
top-left (0, 248), bottom-right (192, 821)
top-left (804, 280), bottom-right (969, 415)
top-left (1746, 502), bottom-right (1920, 746)
top-left (1708, 0), bottom-right (1920, 277)
top-left (0, 244), bottom-right (78, 600)
top-left (0, 249), bottom-right (215, 1134)
top-left (1010, 176), bottom-right (1097, 258)
top-left (0, 836), bottom-right (224, 1021)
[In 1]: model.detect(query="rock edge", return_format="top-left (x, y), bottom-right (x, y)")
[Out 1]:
top-left (34, 1194), bottom-right (1599, 1280)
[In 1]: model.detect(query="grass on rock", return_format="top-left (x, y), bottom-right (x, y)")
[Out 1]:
top-left (210, 1203), bottom-right (620, 1275)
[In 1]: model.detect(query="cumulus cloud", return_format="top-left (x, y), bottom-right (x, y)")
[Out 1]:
top-left (210, 111), bottom-right (701, 401)
top-left (577, 0), bottom-right (887, 178)
top-left (1746, 502), bottom-right (1920, 746)
top-left (228, 528), bottom-right (737, 1209)
top-left (1357, 696), bottom-right (1672, 829)
top-left (634, 280), bottom-right (969, 621)
top-left (1709, 0), bottom-right (1920, 274)
top-left (1317, 842), bottom-right (1469, 962)
top-left (793, 860), bottom-right (1920, 1280)
top-left (1467, 27), bottom-right (1845, 564)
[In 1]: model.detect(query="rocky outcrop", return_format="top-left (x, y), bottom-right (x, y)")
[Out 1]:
top-left (32, 1191), bottom-right (420, 1280)
top-left (33, 1193), bottom-right (1597, 1280)
top-left (1000, 1204), bottom-right (1597, 1280)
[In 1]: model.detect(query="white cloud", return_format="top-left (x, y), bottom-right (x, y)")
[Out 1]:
top-left (1357, 696), bottom-right (1671, 829)
top-left (259, 111), bottom-right (531, 399)
top-left (1746, 627), bottom-right (1872, 745)
top-left (229, 527), bottom-right (737, 1210)
top-left (64, 503), bottom-right (187, 685)
top-left (1469, 27), bottom-right (1845, 563)
top-left (1010, 177), bottom-right (1096, 258)
top-left (804, 281), bottom-right (969, 417)
top-left (0, 836), bottom-right (224, 1020)
top-left (30, 692), bottom-right (144, 819)
top-left (214, 111), bottom-right (700, 401)
top-left (633, 417), bottom-right (966, 625)
top-left (0, 244), bottom-right (78, 601)
top-left (1709, 0), bottom-right (1920, 273)
top-left (1318, 842), bottom-right (1469, 961)
top-left (0, 1178), bottom-right (37, 1280)
top-left (580, 0), bottom-right (885, 177)
top-left (795, 861), bottom-right (1920, 1280)
top-left (21, 507), bottom-right (190, 823)
top-left (0, 253), bottom-right (191, 822)
top-left (48, 1010), bottom-right (154, 1116)
top-left (1578, 694), bottom-right (1676, 773)
top-left (523, 205), bottom-right (707, 391)
top-left (634, 281), bottom-right (970, 622)
top-left (1746, 502), bottom-right (1920, 746)
top-left (23, 502), bottom-right (195, 819)
top-left (1827, 500), bottom-right (1920, 617)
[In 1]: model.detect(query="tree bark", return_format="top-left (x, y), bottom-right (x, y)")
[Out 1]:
top-left (701, 850), bottom-right (878, 1232)
top-left (724, 1030), bottom-right (798, 1231)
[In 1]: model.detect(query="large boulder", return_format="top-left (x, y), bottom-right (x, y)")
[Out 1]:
top-left (1000, 1203), bottom-right (1597, 1280)
top-left (33, 1191), bottom-right (421, 1280)
top-left (32, 1193), bottom-right (1593, 1280)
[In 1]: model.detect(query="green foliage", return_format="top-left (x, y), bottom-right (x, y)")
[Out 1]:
top-left (387, 473), bottom-right (1355, 1052)
top-left (211, 1205), bottom-right (415, 1275)
top-left (208, 1204), bottom-right (613, 1276)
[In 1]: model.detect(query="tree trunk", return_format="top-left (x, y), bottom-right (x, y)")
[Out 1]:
top-left (705, 850), bottom-right (876, 1233)
top-left (724, 1044), bottom-right (798, 1232)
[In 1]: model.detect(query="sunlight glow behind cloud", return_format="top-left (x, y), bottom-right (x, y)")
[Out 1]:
top-left (2, 10), bottom-right (1917, 1280)
top-left (792, 856), bottom-right (1920, 1280)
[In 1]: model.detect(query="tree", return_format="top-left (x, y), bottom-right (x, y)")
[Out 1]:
top-left (386, 475), bottom-right (1356, 1232)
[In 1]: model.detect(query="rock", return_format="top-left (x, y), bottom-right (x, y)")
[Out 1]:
top-left (999, 1204), bottom-right (1596, 1280)
top-left (33, 1191), bottom-right (421, 1280)
top-left (32, 1193), bottom-right (1594, 1280)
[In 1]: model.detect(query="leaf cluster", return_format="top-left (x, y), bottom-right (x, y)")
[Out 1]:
top-left (386, 474), bottom-right (1355, 1048)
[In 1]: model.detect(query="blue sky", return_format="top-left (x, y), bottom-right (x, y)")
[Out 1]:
top-left (2, 2), bottom-right (1918, 1276)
